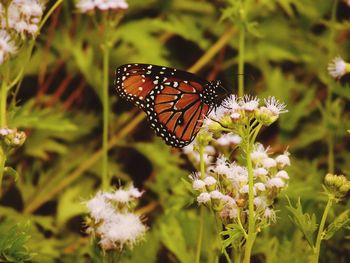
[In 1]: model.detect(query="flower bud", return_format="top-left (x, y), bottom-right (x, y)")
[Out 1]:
top-left (324, 173), bottom-right (350, 200)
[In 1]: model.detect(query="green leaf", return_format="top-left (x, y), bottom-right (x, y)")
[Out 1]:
top-left (220, 223), bottom-right (245, 250)
top-left (0, 220), bottom-right (35, 262)
top-left (3, 167), bottom-right (19, 181)
top-left (324, 209), bottom-right (350, 240)
top-left (286, 197), bottom-right (318, 248)
top-left (8, 100), bottom-right (77, 132)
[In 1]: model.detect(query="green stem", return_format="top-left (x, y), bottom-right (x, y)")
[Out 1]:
top-left (38, 0), bottom-right (63, 31)
top-left (0, 81), bottom-right (7, 127)
top-left (325, 0), bottom-right (338, 174)
top-left (238, 24), bottom-right (245, 97)
top-left (243, 143), bottom-right (256, 263)
top-left (0, 145), bottom-right (6, 197)
top-left (195, 145), bottom-right (206, 263)
top-left (327, 135), bottom-right (334, 174)
top-left (102, 45), bottom-right (110, 190)
top-left (313, 197), bottom-right (333, 263)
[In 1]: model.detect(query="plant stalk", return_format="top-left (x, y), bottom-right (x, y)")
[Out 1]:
top-left (195, 145), bottom-right (206, 263)
top-left (243, 143), bottom-right (256, 263)
top-left (102, 45), bottom-right (110, 190)
top-left (238, 25), bottom-right (245, 97)
top-left (0, 81), bottom-right (7, 127)
top-left (0, 145), bottom-right (6, 197)
top-left (313, 197), bottom-right (333, 263)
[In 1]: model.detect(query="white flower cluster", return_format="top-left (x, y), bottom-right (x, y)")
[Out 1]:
top-left (208, 95), bottom-right (287, 128)
top-left (327, 56), bottom-right (350, 79)
top-left (85, 185), bottom-right (147, 250)
top-left (0, 0), bottom-right (45, 36)
top-left (0, 30), bottom-right (16, 64)
top-left (190, 144), bottom-right (290, 224)
top-left (0, 127), bottom-right (26, 147)
top-left (76, 0), bottom-right (128, 13)
top-left (0, 0), bottom-right (45, 64)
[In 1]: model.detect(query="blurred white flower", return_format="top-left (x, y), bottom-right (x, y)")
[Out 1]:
top-left (254, 196), bottom-right (266, 209)
top-left (192, 179), bottom-right (206, 190)
top-left (240, 185), bottom-right (256, 195)
top-left (197, 192), bottom-right (211, 203)
top-left (204, 176), bottom-right (217, 186)
top-left (1, 0), bottom-right (45, 36)
top-left (251, 143), bottom-right (269, 164)
top-left (263, 96), bottom-right (288, 116)
top-left (210, 190), bottom-right (224, 199)
top-left (275, 152), bottom-right (290, 168)
top-left (216, 133), bottom-right (242, 146)
top-left (86, 192), bottom-right (116, 223)
top-left (0, 30), bottom-right (17, 64)
top-left (254, 182), bottom-right (266, 192)
top-left (328, 56), bottom-right (349, 79)
top-left (222, 94), bottom-right (240, 111)
top-left (275, 170), bottom-right (289, 180)
top-left (266, 177), bottom-right (285, 188)
top-left (240, 95), bottom-right (260, 112)
top-left (263, 208), bottom-right (276, 223)
top-left (253, 167), bottom-right (268, 178)
top-left (97, 212), bottom-right (147, 250)
top-left (262, 157), bottom-right (277, 169)
top-left (76, 0), bottom-right (128, 13)
top-left (86, 186), bottom-right (147, 250)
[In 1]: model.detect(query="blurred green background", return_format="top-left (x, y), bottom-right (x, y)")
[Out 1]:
top-left (0, 0), bottom-right (350, 262)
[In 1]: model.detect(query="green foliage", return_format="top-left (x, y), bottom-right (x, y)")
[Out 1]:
top-left (0, 220), bottom-right (35, 262)
top-left (286, 197), bottom-right (318, 248)
top-left (324, 208), bottom-right (350, 240)
top-left (0, 0), bottom-right (349, 262)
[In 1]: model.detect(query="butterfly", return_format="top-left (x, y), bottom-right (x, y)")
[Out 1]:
top-left (114, 63), bottom-right (223, 148)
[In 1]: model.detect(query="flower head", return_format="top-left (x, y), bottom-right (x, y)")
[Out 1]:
top-left (328, 56), bottom-right (349, 79)
top-left (1, 0), bottom-right (45, 36)
top-left (263, 96), bottom-right (288, 116)
top-left (76, 0), bottom-right (128, 13)
top-left (85, 185), bottom-right (147, 250)
top-left (240, 95), bottom-right (260, 112)
top-left (0, 30), bottom-right (17, 64)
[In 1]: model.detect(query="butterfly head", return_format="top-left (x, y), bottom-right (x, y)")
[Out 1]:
top-left (202, 80), bottom-right (226, 106)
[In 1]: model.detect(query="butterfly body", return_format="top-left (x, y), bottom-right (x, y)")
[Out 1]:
top-left (115, 63), bottom-right (222, 147)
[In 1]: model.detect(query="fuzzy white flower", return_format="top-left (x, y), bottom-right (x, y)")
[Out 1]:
top-left (254, 196), bottom-right (267, 209)
top-left (216, 133), bottom-right (242, 146)
top-left (129, 186), bottom-right (144, 198)
top-left (251, 143), bottom-right (269, 164)
top-left (192, 179), bottom-right (206, 190)
top-left (221, 195), bottom-right (236, 205)
top-left (240, 185), bottom-right (256, 195)
top-left (0, 128), bottom-right (14, 136)
top-left (210, 190), bottom-right (224, 199)
top-left (254, 182), bottom-right (266, 192)
top-left (208, 106), bottom-right (229, 121)
top-left (230, 112), bottom-right (241, 120)
top-left (263, 208), bottom-right (276, 223)
top-left (328, 56), bottom-right (349, 79)
top-left (266, 177), bottom-right (285, 188)
top-left (204, 176), bottom-right (217, 186)
top-left (253, 167), bottom-right (268, 178)
top-left (1, 0), bottom-right (45, 36)
top-left (222, 94), bottom-right (241, 111)
top-left (275, 152), bottom-right (290, 168)
top-left (275, 170), bottom-right (289, 180)
top-left (0, 30), bottom-right (17, 64)
top-left (240, 95), bottom-right (260, 112)
top-left (97, 212), bottom-right (146, 250)
top-left (86, 192), bottom-right (115, 223)
top-left (263, 96), bottom-right (288, 116)
top-left (197, 192), bottom-right (211, 203)
top-left (262, 157), bottom-right (277, 169)
top-left (213, 155), bottom-right (231, 176)
top-left (107, 189), bottom-right (131, 203)
top-left (76, 0), bottom-right (128, 13)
